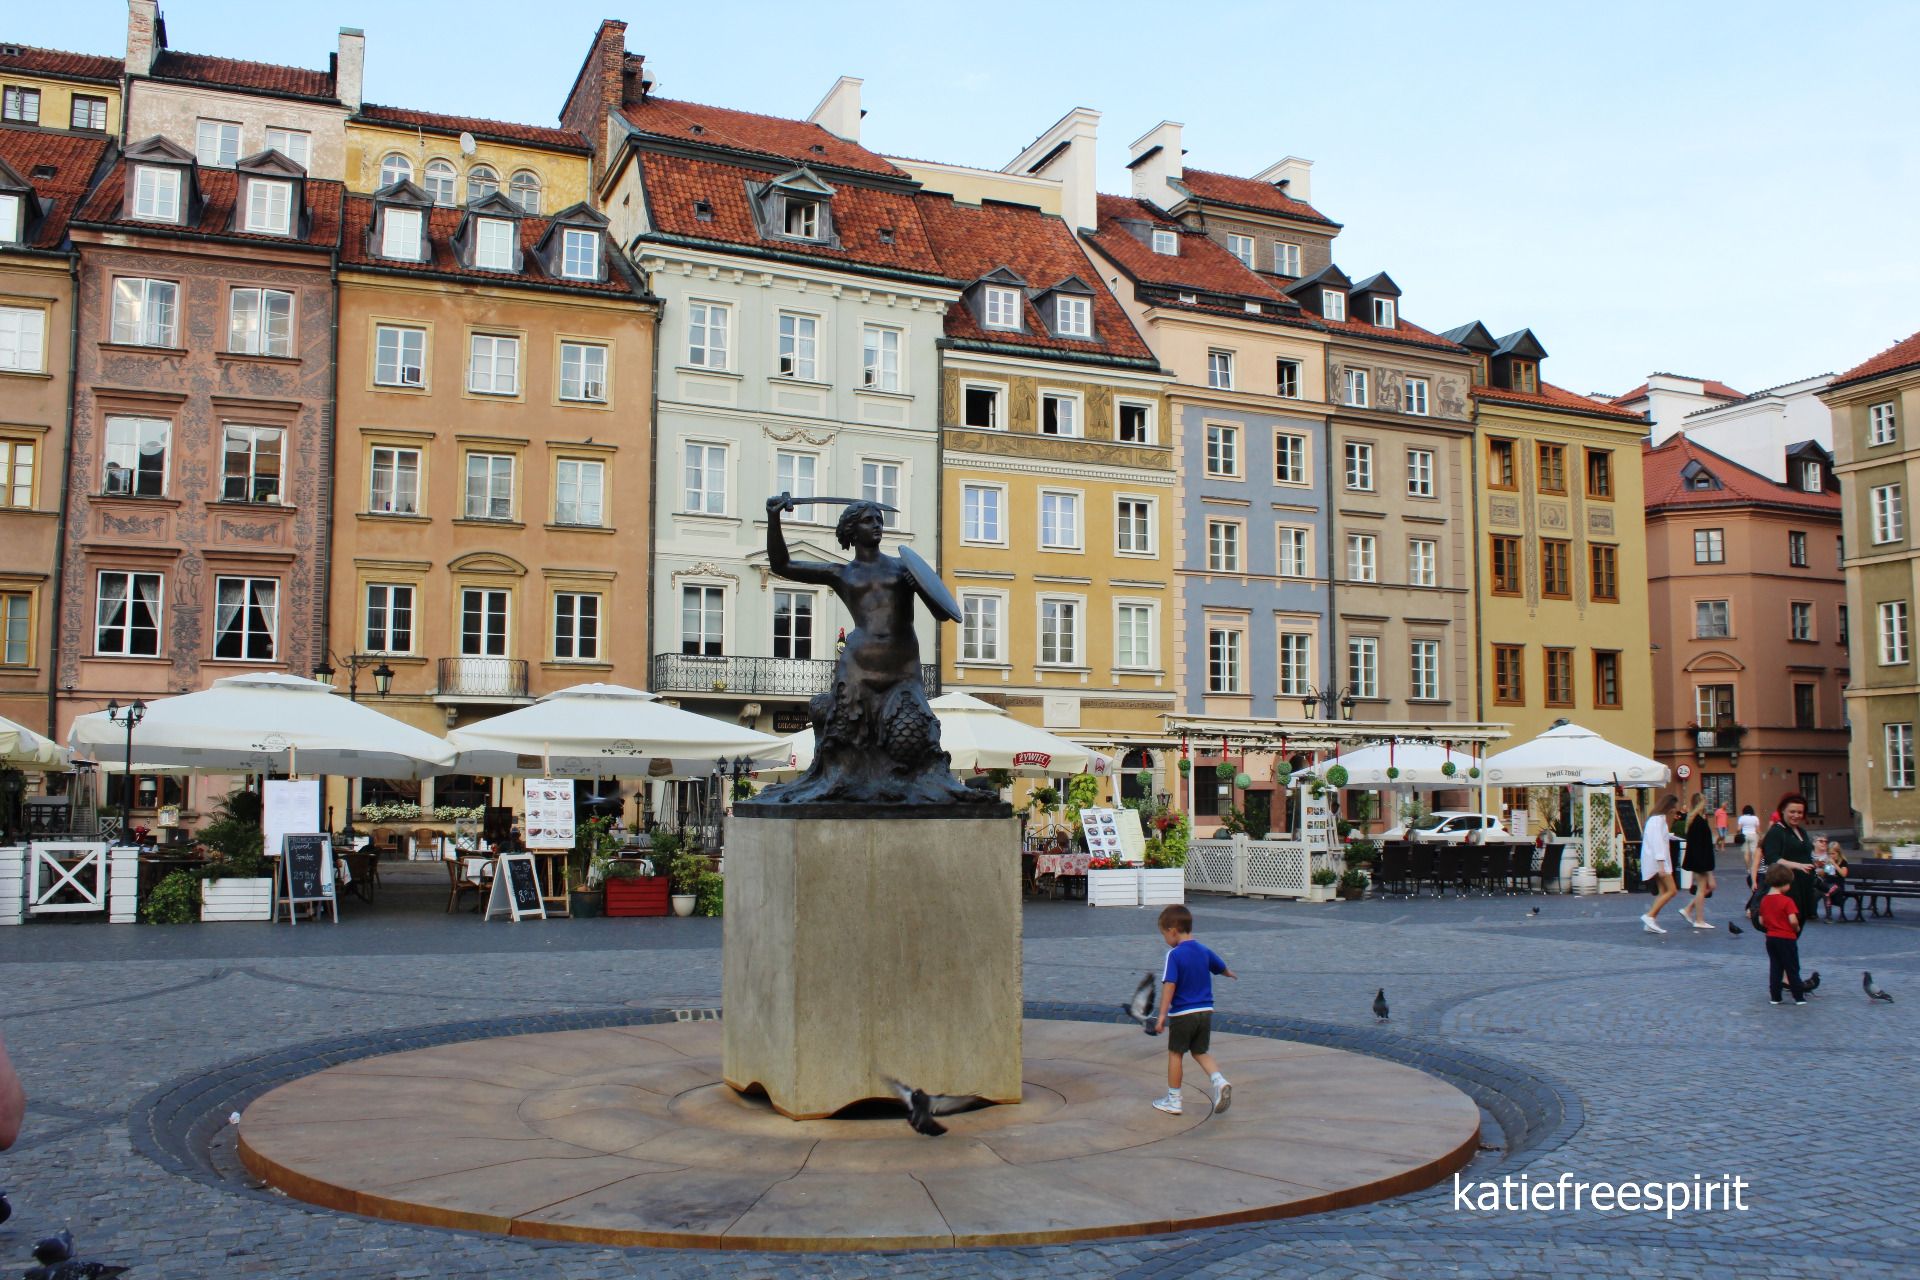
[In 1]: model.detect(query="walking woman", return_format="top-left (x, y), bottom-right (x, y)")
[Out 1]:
top-left (1679, 793), bottom-right (1718, 929)
top-left (1759, 793), bottom-right (1820, 927)
top-left (1640, 794), bottom-right (1683, 934)
top-left (1738, 805), bottom-right (1762, 885)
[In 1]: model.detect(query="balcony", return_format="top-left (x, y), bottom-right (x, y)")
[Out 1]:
top-left (435, 657), bottom-right (530, 702)
top-left (1693, 723), bottom-right (1746, 754)
top-left (651, 653), bottom-right (940, 699)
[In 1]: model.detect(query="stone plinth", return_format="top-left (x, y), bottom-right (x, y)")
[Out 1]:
top-left (722, 814), bottom-right (1021, 1118)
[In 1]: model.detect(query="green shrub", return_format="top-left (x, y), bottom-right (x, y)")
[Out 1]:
top-left (142, 869), bottom-right (201, 924)
top-left (1594, 858), bottom-right (1622, 878)
top-left (1338, 867), bottom-right (1369, 892)
top-left (668, 849), bottom-right (708, 896)
top-left (1310, 867), bottom-right (1339, 886)
top-left (1344, 838), bottom-right (1378, 867)
top-left (695, 870), bottom-right (725, 917)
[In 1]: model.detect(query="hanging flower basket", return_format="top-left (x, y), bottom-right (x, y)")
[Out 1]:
top-left (1233, 772), bottom-right (1253, 790)
top-left (1135, 770), bottom-right (1153, 791)
top-left (1441, 761), bottom-right (1457, 777)
top-left (1177, 758), bottom-right (1191, 776)
top-left (1215, 762), bottom-right (1237, 781)
top-left (1274, 763), bottom-right (1292, 785)
top-left (1325, 765), bottom-right (1350, 789)
top-left (1468, 767), bottom-right (1481, 779)
top-left (1385, 766), bottom-right (1400, 781)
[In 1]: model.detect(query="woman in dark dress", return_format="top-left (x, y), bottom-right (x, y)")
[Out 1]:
top-left (1759, 792), bottom-right (1820, 928)
top-left (1679, 792), bottom-right (1718, 929)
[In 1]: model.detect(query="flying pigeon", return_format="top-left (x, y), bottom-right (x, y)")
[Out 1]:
top-left (1727, 922), bottom-right (1743, 936)
top-left (1372, 989), bottom-right (1390, 1022)
top-left (886, 1080), bottom-right (976, 1138)
top-left (1122, 973), bottom-right (1161, 1035)
top-left (26, 1231), bottom-right (130, 1280)
top-left (1864, 972), bottom-right (1894, 1002)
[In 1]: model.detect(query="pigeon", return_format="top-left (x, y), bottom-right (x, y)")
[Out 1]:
top-left (228, 1111), bottom-right (242, 1126)
top-left (1122, 973), bottom-right (1161, 1035)
top-left (1727, 922), bottom-right (1743, 936)
top-left (26, 1231), bottom-right (130, 1280)
top-left (1528, 907), bottom-right (1540, 917)
top-left (0, 1188), bottom-right (9, 1226)
top-left (1864, 971), bottom-right (1894, 1002)
top-left (886, 1080), bottom-right (976, 1138)
top-left (1804, 971), bottom-right (1821, 994)
top-left (1372, 989), bottom-right (1390, 1022)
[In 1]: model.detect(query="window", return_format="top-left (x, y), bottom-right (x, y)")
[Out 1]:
top-left (463, 452), bottom-right (514, 520)
top-left (961, 594), bottom-right (1002, 662)
top-left (1788, 530), bottom-right (1807, 567)
top-left (1040, 393), bottom-right (1079, 437)
top-left (227, 288), bottom-right (293, 357)
top-left (1205, 424), bottom-right (1239, 476)
top-left (379, 153), bottom-right (413, 188)
top-left (0, 592), bottom-right (28, 666)
top-left (1592, 651), bottom-right (1621, 708)
top-left (1, 86), bottom-right (38, 123)
top-left (1410, 639), bottom-right (1440, 700)
top-left (132, 165), bottom-right (181, 222)
top-left (474, 218), bottom-right (515, 270)
top-left (467, 333), bottom-right (519, 395)
top-left (1116, 498), bottom-right (1153, 554)
top-left (553, 458), bottom-right (604, 526)
top-left (1887, 723), bottom-right (1915, 789)
top-left (1694, 528), bottom-right (1725, 564)
top-left (1872, 484), bottom-right (1904, 543)
top-left (555, 342), bottom-right (609, 403)
top-left (72, 95), bottom-right (108, 131)
top-left (1541, 539), bottom-right (1571, 598)
top-left (777, 313), bottom-right (818, 380)
top-left (1040, 490), bottom-right (1080, 549)
top-left (1878, 601), bottom-right (1909, 665)
top-left (961, 484), bottom-right (1002, 543)
top-left (561, 228), bottom-right (599, 280)
top-left (983, 286), bottom-right (1020, 330)
top-left (1488, 438), bottom-right (1516, 489)
top-left (1840, 604), bottom-right (1850, 645)
top-left (196, 119), bottom-right (240, 168)
top-left (0, 306), bottom-right (45, 371)
top-left (1040, 598), bottom-right (1081, 666)
top-left (1208, 520), bottom-right (1242, 572)
top-left (1695, 600), bottom-right (1730, 638)
top-left (782, 198), bottom-right (819, 239)
top-left (102, 417), bottom-right (168, 496)
top-left (1590, 544), bottom-right (1618, 602)
top-left (1054, 296), bottom-right (1091, 337)
top-left (1544, 647), bottom-right (1574, 707)
top-left (770, 589), bottom-right (814, 660)
top-left (1277, 527), bottom-right (1310, 578)
top-left (1226, 233), bottom-right (1254, 267)
top-left (1347, 636), bottom-right (1378, 698)
top-left (1207, 349), bottom-right (1233, 390)
top-left (1346, 534), bottom-right (1377, 582)
top-left (1344, 440), bottom-right (1373, 490)
top-left (680, 585), bottom-right (723, 656)
top-left (1585, 449), bottom-right (1614, 499)
top-left (110, 277), bottom-right (178, 346)
top-left (1278, 632), bottom-right (1312, 696)
top-left (1839, 535), bottom-right (1846, 569)
top-left (0, 192), bottom-right (18, 243)
top-left (1493, 644), bottom-right (1524, 704)
top-left (687, 301), bottom-right (730, 369)
top-left (1117, 401), bottom-right (1152, 444)
top-left (861, 460), bottom-right (901, 527)
top-left (1793, 683), bottom-right (1817, 730)
top-left (423, 160), bottom-right (456, 206)
top-left (461, 588), bottom-right (509, 656)
top-left (381, 206), bottom-right (423, 260)
top-left (1537, 443), bottom-right (1567, 494)
top-left (855, 326), bottom-right (902, 392)
top-left (213, 577), bottom-right (278, 660)
top-left (374, 325), bottom-right (426, 386)
top-left (0, 438), bottom-right (32, 508)
top-left (1207, 627), bottom-right (1243, 693)
top-left (1406, 448), bottom-right (1434, 497)
top-left (264, 127), bottom-right (309, 167)
top-left (1322, 290), bottom-right (1346, 321)
top-left (1343, 368), bottom-right (1369, 407)
top-left (1409, 538), bottom-right (1437, 588)
top-left (1490, 535), bottom-right (1521, 595)
top-left (467, 166), bottom-right (499, 203)
top-left (1696, 684), bottom-right (1735, 728)
top-left (244, 179), bottom-right (292, 234)
top-left (1800, 460), bottom-right (1823, 492)
top-left (1372, 297), bottom-right (1396, 327)
top-left (369, 446), bottom-right (419, 513)
top-left (963, 384), bottom-right (1001, 430)
top-left (1275, 242), bottom-right (1301, 276)
top-left (364, 584), bottom-right (414, 653)
top-left (1274, 358), bottom-right (1302, 399)
top-left (220, 425), bottom-right (282, 503)
top-left (1274, 432), bottom-right (1306, 484)
top-left (1151, 228), bottom-right (1178, 255)
top-left (95, 571), bottom-right (162, 656)
top-left (1117, 603), bottom-right (1154, 669)
top-left (1509, 359), bottom-right (1538, 393)
top-left (1800, 772), bottom-right (1822, 814)
top-left (683, 443), bottom-right (726, 514)
top-left (1870, 402), bottom-right (1898, 446)
top-left (1404, 377), bottom-right (1428, 416)
top-left (508, 170), bottom-right (542, 215)
top-left (554, 592), bottom-right (600, 660)
top-left (1790, 602), bottom-right (1813, 641)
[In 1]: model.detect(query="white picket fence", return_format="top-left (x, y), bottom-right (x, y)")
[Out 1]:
top-left (1184, 835), bottom-right (1317, 900)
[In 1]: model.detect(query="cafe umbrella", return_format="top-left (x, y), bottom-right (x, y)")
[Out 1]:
top-left (771, 692), bottom-right (1115, 779)
top-left (442, 683), bottom-right (788, 779)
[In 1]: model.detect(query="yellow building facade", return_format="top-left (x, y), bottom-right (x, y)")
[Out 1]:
top-left (0, 50), bottom-right (122, 138)
top-left (344, 108), bottom-right (591, 212)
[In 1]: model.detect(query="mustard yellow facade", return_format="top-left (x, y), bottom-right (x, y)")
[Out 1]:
top-left (343, 121), bottom-right (590, 212)
top-left (0, 67), bottom-right (120, 138)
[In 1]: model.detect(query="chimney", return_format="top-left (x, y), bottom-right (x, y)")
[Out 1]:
top-left (1005, 107), bottom-right (1100, 233)
top-left (126, 0), bottom-right (160, 77)
top-left (559, 19), bottom-right (629, 177)
top-left (336, 28), bottom-right (364, 111)
top-left (1254, 156), bottom-right (1313, 204)
top-left (1127, 120), bottom-right (1184, 210)
top-left (808, 76), bottom-right (863, 143)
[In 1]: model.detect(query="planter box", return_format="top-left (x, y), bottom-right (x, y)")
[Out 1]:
top-left (606, 876), bottom-right (670, 917)
top-left (1086, 868), bottom-right (1140, 908)
top-left (1139, 868), bottom-right (1184, 906)
top-left (201, 877), bottom-right (273, 922)
top-left (1307, 883), bottom-right (1335, 903)
top-left (1596, 876), bottom-right (1625, 894)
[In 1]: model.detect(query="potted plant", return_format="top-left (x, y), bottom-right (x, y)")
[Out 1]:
top-left (1086, 855), bottom-right (1141, 908)
top-left (195, 789), bottom-right (273, 922)
top-left (1337, 867), bottom-right (1369, 901)
top-left (1309, 866), bottom-right (1339, 903)
top-left (666, 841), bottom-right (706, 917)
top-left (1344, 838), bottom-right (1378, 870)
top-left (606, 856), bottom-right (670, 917)
top-left (1593, 857), bottom-right (1624, 893)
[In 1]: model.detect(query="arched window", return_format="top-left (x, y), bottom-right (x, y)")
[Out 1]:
top-left (467, 165), bottom-right (499, 204)
top-left (378, 152), bottom-right (413, 189)
top-left (423, 159), bottom-right (456, 206)
top-left (508, 170), bottom-right (542, 215)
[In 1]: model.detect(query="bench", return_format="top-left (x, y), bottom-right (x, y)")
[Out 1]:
top-left (1845, 859), bottom-right (1920, 919)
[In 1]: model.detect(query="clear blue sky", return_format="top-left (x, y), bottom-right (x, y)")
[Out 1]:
top-left (18, 0), bottom-right (1916, 396)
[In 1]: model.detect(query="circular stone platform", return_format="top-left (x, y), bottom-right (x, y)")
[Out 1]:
top-left (237, 1019), bottom-right (1480, 1250)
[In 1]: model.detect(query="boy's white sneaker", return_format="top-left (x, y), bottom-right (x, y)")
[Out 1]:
top-left (1151, 1095), bottom-right (1182, 1115)
top-left (1210, 1080), bottom-right (1232, 1114)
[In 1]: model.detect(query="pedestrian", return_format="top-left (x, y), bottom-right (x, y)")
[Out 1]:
top-left (1639, 794), bottom-right (1683, 934)
top-left (1759, 863), bottom-right (1810, 1005)
top-left (1714, 803), bottom-right (1730, 850)
top-left (1679, 792), bottom-right (1717, 930)
top-left (1737, 805), bottom-right (1761, 884)
top-left (1819, 844), bottom-right (1851, 920)
top-left (1150, 903), bottom-right (1235, 1116)
top-left (1759, 793), bottom-right (1820, 926)
top-left (0, 1027), bottom-right (24, 1150)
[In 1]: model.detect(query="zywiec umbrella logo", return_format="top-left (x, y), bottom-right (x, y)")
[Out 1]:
top-left (1012, 751), bottom-right (1053, 768)
top-left (598, 740), bottom-right (643, 757)
top-left (251, 733), bottom-right (294, 754)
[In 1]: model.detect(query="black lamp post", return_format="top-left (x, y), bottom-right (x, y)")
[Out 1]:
top-left (312, 654), bottom-right (397, 834)
top-left (1297, 685), bottom-right (1358, 722)
top-left (710, 754), bottom-right (753, 831)
top-left (104, 698), bottom-right (147, 843)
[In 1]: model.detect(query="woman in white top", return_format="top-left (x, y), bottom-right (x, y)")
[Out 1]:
top-left (1639, 794), bottom-right (1683, 934)
top-left (1738, 805), bottom-right (1762, 885)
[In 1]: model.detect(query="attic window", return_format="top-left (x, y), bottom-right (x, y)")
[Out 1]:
top-left (782, 198), bottom-right (820, 239)
top-left (244, 179), bottom-right (293, 235)
top-left (1372, 297), bottom-right (1396, 327)
top-left (1054, 295), bottom-right (1091, 338)
top-left (1800, 460), bottom-right (1823, 493)
top-left (693, 199), bottom-right (713, 221)
top-left (1244, 302), bottom-right (1261, 314)
top-left (133, 165), bottom-right (182, 223)
top-left (688, 124), bottom-right (706, 135)
top-left (1688, 472), bottom-right (1715, 491)
top-left (1321, 290), bottom-right (1346, 322)
top-left (810, 144), bottom-right (826, 154)
top-left (877, 226), bottom-right (894, 244)
top-left (475, 217), bottom-right (515, 270)
top-left (31, 165), bottom-right (57, 181)
top-left (1178, 292), bottom-right (1197, 304)
top-left (1150, 228), bottom-right (1177, 255)
top-left (1509, 359), bottom-right (1538, 393)
top-left (982, 286), bottom-right (1020, 330)
top-left (0, 193), bottom-right (19, 242)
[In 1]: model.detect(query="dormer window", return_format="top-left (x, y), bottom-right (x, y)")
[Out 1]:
top-left (783, 198), bottom-right (820, 239)
top-left (475, 218), bottom-right (515, 270)
top-left (1689, 471), bottom-right (1715, 491)
top-left (983, 287), bottom-right (1020, 330)
top-left (1509, 359), bottom-right (1538, 393)
top-left (1054, 296), bottom-right (1091, 338)
top-left (134, 166), bottom-right (182, 223)
top-left (560, 228), bottom-right (599, 280)
top-left (1372, 297), bottom-right (1396, 327)
top-left (381, 207), bottom-right (424, 261)
top-left (0, 192), bottom-right (21, 243)
top-left (244, 179), bottom-right (292, 235)
top-left (1801, 460), bottom-right (1824, 493)
top-left (1151, 228), bottom-right (1178, 255)
top-left (1322, 290), bottom-right (1346, 321)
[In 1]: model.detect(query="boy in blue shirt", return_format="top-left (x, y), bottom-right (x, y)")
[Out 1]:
top-left (1151, 903), bottom-right (1235, 1115)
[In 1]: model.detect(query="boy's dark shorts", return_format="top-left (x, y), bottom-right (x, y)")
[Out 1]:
top-left (1166, 1010), bottom-right (1212, 1056)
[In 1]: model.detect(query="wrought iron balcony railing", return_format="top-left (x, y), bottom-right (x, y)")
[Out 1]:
top-left (651, 653), bottom-right (939, 698)
top-left (436, 657), bottom-right (530, 699)
top-left (1693, 722), bottom-right (1746, 753)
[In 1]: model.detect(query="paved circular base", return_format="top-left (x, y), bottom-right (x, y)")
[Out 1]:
top-left (237, 1019), bottom-right (1479, 1250)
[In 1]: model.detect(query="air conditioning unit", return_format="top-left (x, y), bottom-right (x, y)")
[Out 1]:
top-left (400, 366), bottom-right (423, 386)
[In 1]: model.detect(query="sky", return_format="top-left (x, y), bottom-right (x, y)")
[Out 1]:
top-left (16, 0), bottom-right (1918, 396)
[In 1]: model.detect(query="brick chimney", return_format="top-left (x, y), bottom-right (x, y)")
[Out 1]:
top-left (560, 19), bottom-right (629, 177)
top-left (336, 28), bottom-right (364, 111)
top-left (1127, 120), bottom-right (1184, 210)
top-left (126, 0), bottom-right (160, 77)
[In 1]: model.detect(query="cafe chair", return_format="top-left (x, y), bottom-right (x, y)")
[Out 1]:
top-left (445, 853), bottom-right (489, 914)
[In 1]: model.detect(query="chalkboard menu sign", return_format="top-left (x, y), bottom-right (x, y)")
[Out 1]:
top-left (486, 852), bottom-right (547, 922)
top-left (278, 833), bottom-right (337, 924)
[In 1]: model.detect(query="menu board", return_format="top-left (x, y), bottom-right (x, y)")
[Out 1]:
top-left (278, 833), bottom-right (337, 924)
top-left (1301, 790), bottom-right (1335, 850)
top-left (263, 779), bottom-right (320, 871)
top-left (1081, 808), bottom-right (1140, 863)
top-left (523, 778), bottom-right (576, 850)
top-left (1509, 809), bottom-right (1530, 840)
top-left (1114, 807), bottom-right (1148, 865)
top-left (486, 852), bottom-right (547, 922)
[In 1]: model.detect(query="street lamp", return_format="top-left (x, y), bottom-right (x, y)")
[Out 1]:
top-left (312, 654), bottom-right (397, 835)
top-left (104, 698), bottom-right (147, 844)
top-left (1297, 686), bottom-right (1358, 722)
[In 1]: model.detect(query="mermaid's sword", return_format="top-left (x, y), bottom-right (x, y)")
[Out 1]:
top-left (776, 494), bottom-right (900, 513)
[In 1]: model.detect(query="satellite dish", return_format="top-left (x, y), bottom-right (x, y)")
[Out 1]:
top-left (458, 132), bottom-right (477, 156)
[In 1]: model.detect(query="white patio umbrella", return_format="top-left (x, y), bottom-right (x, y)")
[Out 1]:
top-left (443, 683), bottom-right (786, 779)
top-left (770, 692), bottom-right (1115, 779)
top-left (0, 713), bottom-right (67, 771)
top-left (1481, 722), bottom-right (1669, 789)
top-left (67, 672), bottom-right (456, 778)
top-left (1291, 741), bottom-right (1485, 789)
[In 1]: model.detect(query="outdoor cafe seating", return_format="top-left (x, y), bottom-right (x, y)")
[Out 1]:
top-left (1369, 841), bottom-right (1565, 899)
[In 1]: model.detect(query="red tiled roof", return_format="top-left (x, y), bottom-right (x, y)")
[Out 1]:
top-left (149, 50), bottom-right (335, 102)
top-left (74, 162), bottom-right (342, 251)
top-left (1172, 168), bottom-right (1335, 226)
top-left (635, 150), bottom-right (945, 279)
top-left (0, 44), bottom-right (123, 83)
top-left (619, 96), bottom-right (904, 177)
top-left (1085, 194), bottom-right (1290, 303)
top-left (1316, 311), bottom-right (1467, 355)
top-left (1832, 330), bottom-right (1920, 389)
top-left (1475, 378), bottom-right (1650, 424)
top-left (917, 196), bottom-right (1153, 363)
top-left (1643, 435), bottom-right (1839, 511)
top-left (0, 124), bottom-right (112, 250)
top-left (338, 196), bottom-right (640, 297)
top-left (355, 104), bottom-right (589, 154)
top-left (1610, 377), bottom-right (1743, 405)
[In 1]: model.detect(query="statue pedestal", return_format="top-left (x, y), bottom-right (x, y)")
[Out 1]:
top-left (722, 814), bottom-right (1022, 1118)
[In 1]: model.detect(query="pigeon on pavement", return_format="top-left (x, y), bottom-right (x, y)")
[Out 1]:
top-left (26, 1230), bottom-right (130, 1280)
top-left (1864, 972), bottom-right (1894, 1002)
top-left (1122, 973), bottom-right (1161, 1035)
top-left (1372, 989), bottom-right (1390, 1022)
top-left (1527, 907), bottom-right (1540, 917)
top-left (886, 1080), bottom-right (976, 1138)
top-left (1727, 922), bottom-right (1743, 936)
top-left (1804, 971), bottom-right (1821, 994)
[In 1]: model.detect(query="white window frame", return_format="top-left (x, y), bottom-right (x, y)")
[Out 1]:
top-left (1405, 376), bottom-right (1429, 416)
top-left (72, 94), bottom-right (108, 131)
top-left (1344, 440), bottom-right (1374, 491)
top-left (1410, 639), bottom-right (1441, 700)
top-left (1116, 399), bottom-right (1155, 445)
top-left (1278, 630), bottom-right (1313, 697)
top-left (368, 445), bottom-right (421, 514)
top-left (509, 170), bottom-right (543, 216)
top-left (196, 119), bottom-right (241, 168)
top-left (1207, 519), bottom-right (1243, 573)
top-left (462, 451), bottom-right (515, 521)
top-left (110, 277), bottom-right (179, 347)
top-left (1343, 367), bottom-right (1370, 407)
top-left (373, 325), bottom-right (426, 387)
top-left (264, 127), bottom-right (310, 168)
top-left (102, 416), bottom-right (169, 496)
top-left (1275, 242), bottom-right (1301, 275)
top-left (363, 582), bottom-right (415, 654)
top-left (960, 592), bottom-right (1005, 664)
top-left (1372, 297), bottom-right (1396, 327)
top-left (1872, 484), bottom-right (1904, 544)
top-left (1276, 358), bottom-right (1302, 398)
top-left (983, 286), bottom-right (1021, 331)
top-left (1206, 625), bottom-right (1244, 694)
top-left (553, 591), bottom-right (602, 661)
top-left (1409, 538), bottom-right (1437, 588)
top-left (1054, 295), bottom-right (1091, 337)
top-left (1205, 423), bottom-right (1240, 478)
top-left (777, 311), bottom-right (819, 381)
top-left (683, 441), bottom-right (728, 515)
top-left (423, 159), bottom-right (457, 206)
top-left (1346, 533), bottom-right (1377, 583)
top-left (559, 341), bottom-right (609, 402)
top-left (1274, 431), bottom-right (1308, 485)
top-left (961, 381), bottom-right (1005, 431)
top-left (0, 192), bottom-right (20, 244)
top-left (1406, 447), bottom-right (1435, 497)
top-left (1277, 526), bottom-right (1311, 578)
top-left (1115, 496), bottom-right (1155, 557)
top-left (1038, 595), bottom-right (1084, 668)
top-left (1322, 290), bottom-right (1346, 321)
top-left (1870, 402), bottom-right (1898, 446)
top-left (1115, 601), bottom-right (1156, 671)
top-left (686, 300), bottom-right (731, 370)
top-left (770, 588), bottom-right (818, 661)
top-left (460, 587), bottom-right (511, 657)
top-left (212, 575), bottom-right (280, 662)
top-left (381, 206), bottom-right (423, 261)
top-left (1226, 233), bottom-right (1255, 267)
top-left (1800, 461), bottom-right (1823, 493)
top-left (861, 325), bottom-right (901, 392)
top-left (860, 458), bottom-right (903, 529)
top-left (244, 179), bottom-right (292, 235)
top-left (553, 457), bottom-right (605, 526)
top-left (1039, 488), bottom-right (1083, 551)
top-left (133, 166), bottom-right (181, 222)
top-left (773, 449), bottom-right (818, 509)
top-left (680, 583), bottom-right (726, 656)
top-left (220, 423), bottom-right (284, 503)
top-left (1151, 228), bottom-right (1178, 255)
top-left (467, 332), bottom-right (520, 395)
top-left (1347, 635), bottom-right (1379, 699)
top-left (782, 197), bottom-right (820, 239)
top-left (561, 227), bottom-right (599, 280)
top-left (474, 217), bottom-right (515, 270)
top-left (94, 570), bottom-right (164, 657)
top-left (960, 483), bottom-right (1006, 546)
top-left (2, 86), bottom-right (40, 124)
top-left (1879, 600), bottom-right (1909, 665)
top-left (227, 288), bottom-right (294, 357)
top-left (1207, 349), bottom-right (1234, 390)
top-left (0, 305), bottom-right (47, 371)
top-left (379, 153), bottom-right (414, 189)
top-left (1695, 599), bottom-right (1731, 639)
top-left (1040, 391), bottom-right (1081, 438)
top-left (1888, 723), bottom-right (1916, 789)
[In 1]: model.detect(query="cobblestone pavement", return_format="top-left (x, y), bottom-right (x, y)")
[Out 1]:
top-left (0, 863), bottom-right (1912, 1279)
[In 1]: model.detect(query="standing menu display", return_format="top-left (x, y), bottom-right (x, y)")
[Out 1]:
top-left (523, 779), bottom-right (576, 850)
top-left (1081, 808), bottom-right (1140, 863)
top-left (263, 779), bottom-right (320, 875)
top-left (485, 852), bottom-right (548, 922)
top-left (278, 834), bottom-right (337, 924)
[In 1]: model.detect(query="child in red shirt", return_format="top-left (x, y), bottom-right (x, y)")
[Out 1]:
top-left (1760, 863), bottom-right (1810, 1005)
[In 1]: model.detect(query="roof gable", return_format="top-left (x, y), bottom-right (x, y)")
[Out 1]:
top-left (1642, 434), bottom-right (1842, 510)
top-left (1350, 271), bottom-right (1400, 298)
top-left (236, 147), bottom-right (307, 179)
top-left (1440, 320), bottom-right (1498, 353)
top-left (124, 135), bottom-right (197, 166)
top-left (1832, 329), bottom-right (1920, 389)
top-left (767, 166), bottom-right (836, 198)
top-left (1494, 328), bottom-right (1548, 360)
